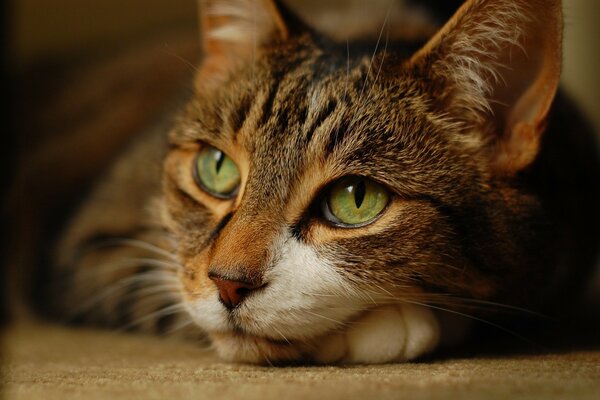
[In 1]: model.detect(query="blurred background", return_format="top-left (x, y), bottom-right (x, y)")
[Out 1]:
top-left (1, 0), bottom-right (598, 320)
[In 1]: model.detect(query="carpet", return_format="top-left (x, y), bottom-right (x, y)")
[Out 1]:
top-left (2, 322), bottom-right (599, 400)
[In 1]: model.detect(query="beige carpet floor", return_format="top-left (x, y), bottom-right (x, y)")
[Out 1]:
top-left (2, 322), bottom-right (599, 400)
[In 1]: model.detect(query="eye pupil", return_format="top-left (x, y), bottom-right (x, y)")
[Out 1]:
top-left (354, 180), bottom-right (366, 209)
top-left (214, 151), bottom-right (225, 174)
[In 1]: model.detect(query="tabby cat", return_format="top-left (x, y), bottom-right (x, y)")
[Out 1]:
top-left (49, 0), bottom-right (600, 364)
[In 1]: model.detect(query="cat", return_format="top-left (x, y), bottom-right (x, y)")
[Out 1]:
top-left (46, 0), bottom-right (600, 364)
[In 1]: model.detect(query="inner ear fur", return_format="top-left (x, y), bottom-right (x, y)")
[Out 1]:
top-left (409, 0), bottom-right (563, 175)
top-left (195, 0), bottom-right (289, 90)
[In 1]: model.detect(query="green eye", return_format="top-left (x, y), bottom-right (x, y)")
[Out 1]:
top-left (324, 177), bottom-right (390, 227)
top-left (193, 145), bottom-right (241, 198)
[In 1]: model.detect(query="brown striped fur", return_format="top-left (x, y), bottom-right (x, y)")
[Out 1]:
top-left (43, 0), bottom-right (599, 364)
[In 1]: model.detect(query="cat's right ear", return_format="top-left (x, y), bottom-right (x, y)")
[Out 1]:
top-left (196, 0), bottom-right (289, 90)
top-left (408, 0), bottom-right (563, 175)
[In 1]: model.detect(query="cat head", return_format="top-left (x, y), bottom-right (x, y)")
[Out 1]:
top-left (161, 0), bottom-right (562, 363)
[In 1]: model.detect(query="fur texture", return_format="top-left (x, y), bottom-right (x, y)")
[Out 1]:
top-left (47, 0), bottom-right (599, 365)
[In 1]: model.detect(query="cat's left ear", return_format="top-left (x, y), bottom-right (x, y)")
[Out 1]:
top-left (196, 0), bottom-right (290, 90)
top-left (409, 0), bottom-right (563, 174)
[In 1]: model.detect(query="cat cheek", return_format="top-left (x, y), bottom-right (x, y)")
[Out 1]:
top-left (179, 253), bottom-right (213, 297)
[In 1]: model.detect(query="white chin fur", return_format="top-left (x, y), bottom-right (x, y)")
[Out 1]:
top-left (313, 304), bottom-right (441, 364)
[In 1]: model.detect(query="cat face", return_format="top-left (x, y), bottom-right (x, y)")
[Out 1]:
top-left (161, 0), bottom-right (562, 363)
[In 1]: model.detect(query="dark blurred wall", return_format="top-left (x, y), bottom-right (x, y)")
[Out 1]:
top-left (2, 0), bottom-right (14, 326)
top-left (11, 0), bottom-right (197, 69)
top-left (562, 0), bottom-right (600, 136)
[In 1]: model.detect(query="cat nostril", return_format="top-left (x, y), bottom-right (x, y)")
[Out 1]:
top-left (208, 274), bottom-right (262, 310)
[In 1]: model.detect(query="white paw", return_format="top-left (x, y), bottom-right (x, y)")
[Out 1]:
top-left (399, 304), bottom-right (441, 360)
top-left (346, 306), bottom-right (408, 363)
top-left (313, 304), bottom-right (440, 364)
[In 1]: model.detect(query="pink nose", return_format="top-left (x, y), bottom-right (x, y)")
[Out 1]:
top-left (209, 275), bottom-right (262, 309)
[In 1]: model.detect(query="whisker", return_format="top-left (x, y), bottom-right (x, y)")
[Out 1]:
top-left (346, 0), bottom-right (394, 137)
top-left (73, 258), bottom-right (181, 283)
top-left (263, 354), bottom-right (275, 367)
top-left (83, 238), bottom-right (177, 261)
top-left (425, 297), bottom-right (551, 319)
top-left (164, 319), bottom-right (194, 336)
top-left (50, 258), bottom-right (180, 294)
top-left (299, 291), bottom-right (338, 298)
top-left (116, 303), bottom-right (187, 332)
top-left (368, 288), bottom-right (550, 319)
top-left (160, 46), bottom-right (200, 73)
top-left (69, 271), bottom-right (177, 318)
top-left (355, 0), bottom-right (393, 104)
top-left (133, 285), bottom-right (183, 301)
top-left (398, 298), bottom-right (544, 349)
top-left (270, 325), bottom-right (292, 346)
top-left (302, 309), bottom-right (349, 327)
top-left (451, 298), bottom-right (550, 319)
top-left (359, 9), bottom-right (391, 111)
top-left (366, 282), bottom-right (394, 299)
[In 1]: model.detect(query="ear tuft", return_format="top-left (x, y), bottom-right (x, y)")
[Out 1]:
top-left (410, 0), bottom-right (563, 174)
top-left (432, 2), bottom-right (533, 116)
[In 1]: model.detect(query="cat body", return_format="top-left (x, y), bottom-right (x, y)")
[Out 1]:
top-left (48, 0), bottom-right (599, 364)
